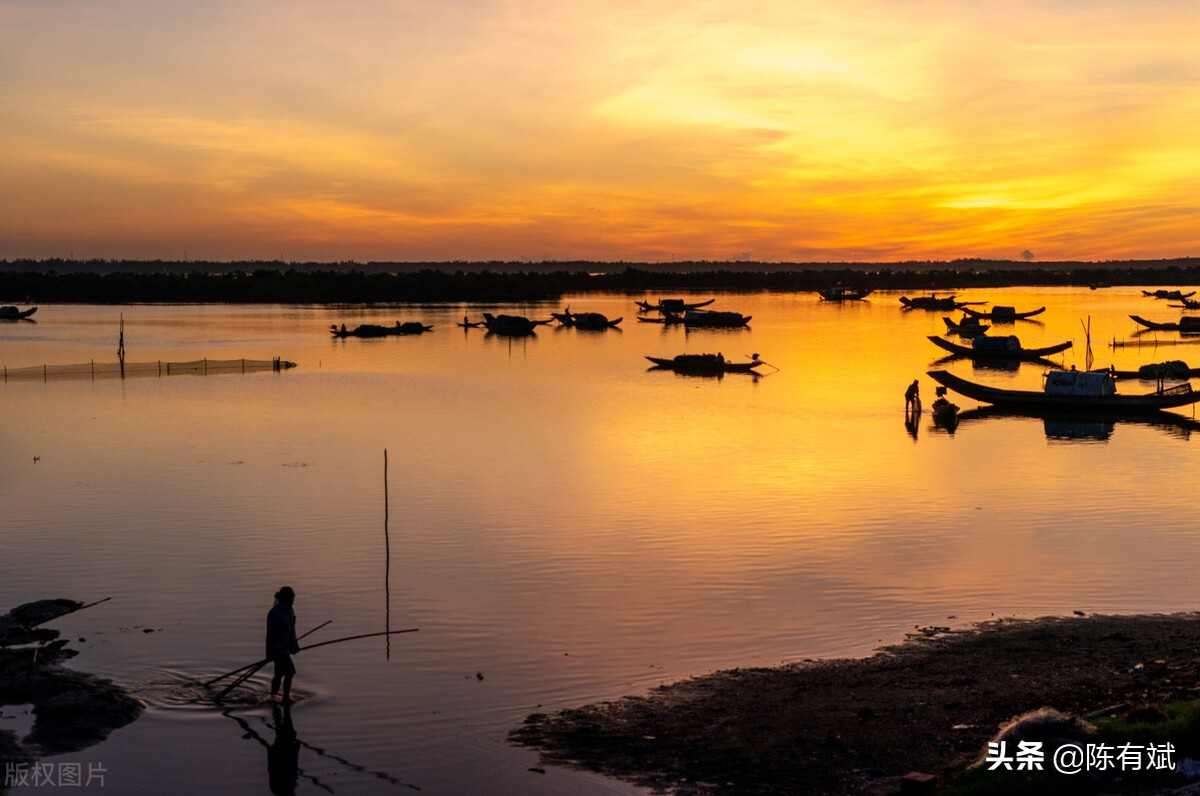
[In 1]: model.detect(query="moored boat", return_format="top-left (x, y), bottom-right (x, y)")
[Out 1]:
top-left (942, 315), bottom-right (990, 336)
top-left (551, 309), bottom-right (622, 329)
top-left (1104, 360), bottom-right (1200, 380)
top-left (817, 286), bottom-right (873, 301)
top-left (899, 294), bottom-right (981, 311)
top-left (481, 313), bottom-right (550, 334)
top-left (680, 310), bottom-right (751, 328)
top-left (927, 368), bottom-right (1200, 412)
top-left (636, 298), bottom-right (715, 313)
top-left (927, 335), bottom-right (1072, 360)
top-left (0, 305), bottom-right (37, 320)
top-left (1129, 315), bottom-right (1200, 333)
top-left (1142, 289), bottom-right (1196, 301)
top-left (645, 353), bottom-right (763, 374)
top-left (958, 305), bottom-right (1046, 322)
top-left (330, 321), bottom-right (432, 338)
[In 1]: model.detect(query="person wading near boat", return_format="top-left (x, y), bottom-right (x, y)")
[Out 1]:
top-left (905, 379), bottom-right (921, 413)
top-left (266, 586), bottom-right (300, 703)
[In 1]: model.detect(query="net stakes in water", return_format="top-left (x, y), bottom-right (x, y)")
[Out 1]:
top-left (2, 357), bottom-right (297, 383)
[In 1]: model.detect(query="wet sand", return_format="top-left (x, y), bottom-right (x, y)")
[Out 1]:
top-left (512, 613), bottom-right (1200, 794)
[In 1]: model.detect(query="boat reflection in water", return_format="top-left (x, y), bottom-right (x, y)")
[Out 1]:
top-left (954, 406), bottom-right (1200, 442)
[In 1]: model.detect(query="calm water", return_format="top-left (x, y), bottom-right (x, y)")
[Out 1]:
top-left (3, 287), bottom-right (1200, 794)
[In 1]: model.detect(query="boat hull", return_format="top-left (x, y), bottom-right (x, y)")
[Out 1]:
top-left (817, 288), bottom-right (872, 301)
top-left (959, 305), bottom-right (1046, 322)
top-left (927, 335), bottom-right (1072, 360)
top-left (927, 369), bottom-right (1200, 412)
top-left (646, 355), bottom-right (761, 374)
top-left (636, 298), bottom-right (715, 313)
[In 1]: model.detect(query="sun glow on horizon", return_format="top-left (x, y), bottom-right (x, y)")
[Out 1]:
top-left (2, 0), bottom-right (1199, 262)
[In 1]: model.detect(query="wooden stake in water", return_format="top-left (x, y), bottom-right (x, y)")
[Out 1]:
top-left (384, 448), bottom-right (391, 660)
top-left (117, 314), bottom-right (126, 378)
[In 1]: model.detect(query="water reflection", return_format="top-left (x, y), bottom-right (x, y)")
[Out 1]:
top-left (953, 406), bottom-right (1200, 441)
top-left (224, 705), bottom-right (420, 794)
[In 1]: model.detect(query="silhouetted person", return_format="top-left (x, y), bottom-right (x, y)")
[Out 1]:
top-left (905, 379), bottom-right (921, 412)
top-left (267, 703), bottom-right (300, 795)
top-left (266, 586), bottom-right (299, 703)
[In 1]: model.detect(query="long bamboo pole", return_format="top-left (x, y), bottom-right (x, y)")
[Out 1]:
top-left (205, 619), bottom-right (332, 686)
top-left (211, 627), bottom-right (418, 701)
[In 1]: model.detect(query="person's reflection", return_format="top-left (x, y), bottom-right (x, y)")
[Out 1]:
top-left (267, 703), bottom-right (300, 795)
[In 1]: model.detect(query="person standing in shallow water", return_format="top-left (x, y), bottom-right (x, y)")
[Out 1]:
top-left (266, 586), bottom-right (300, 703)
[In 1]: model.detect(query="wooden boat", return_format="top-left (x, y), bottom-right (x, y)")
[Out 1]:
top-left (1103, 360), bottom-right (1200, 380)
top-left (0, 305), bottom-right (37, 320)
top-left (680, 310), bottom-right (751, 328)
top-left (899, 294), bottom-right (983, 311)
top-left (636, 313), bottom-right (685, 325)
top-left (942, 316), bottom-right (990, 336)
top-left (817, 286), bottom-right (873, 301)
top-left (331, 321), bottom-right (432, 338)
top-left (481, 313), bottom-right (550, 334)
top-left (551, 309), bottom-right (622, 329)
top-left (1142, 289), bottom-right (1196, 301)
top-left (931, 396), bottom-right (960, 429)
top-left (927, 368), bottom-right (1200, 412)
top-left (636, 298), bottom-right (715, 313)
top-left (927, 335), bottom-right (1072, 360)
top-left (645, 354), bottom-right (763, 374)
top-left (958, 305), bottom-right (1046, 322)
top-left (1129, 315), bottom-right (1200, 333)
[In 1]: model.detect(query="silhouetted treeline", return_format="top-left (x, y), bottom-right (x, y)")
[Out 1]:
top-left (3, 258), bottom-right (1200, 303)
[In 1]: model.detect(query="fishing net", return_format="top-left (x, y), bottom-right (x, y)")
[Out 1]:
top-left (2, 358), bottom-right (296, 382)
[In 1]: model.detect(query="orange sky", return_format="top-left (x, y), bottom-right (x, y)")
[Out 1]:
top-left (2, 1), bottom-right (1199, 263)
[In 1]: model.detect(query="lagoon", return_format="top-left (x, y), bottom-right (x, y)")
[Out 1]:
top-left (3, 287), bottom-right (1200, 794)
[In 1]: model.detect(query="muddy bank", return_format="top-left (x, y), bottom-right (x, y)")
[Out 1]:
top-left (511, 613), bottom-right (1200, 794)
top-left (0, 600), bottom-right (143, 780)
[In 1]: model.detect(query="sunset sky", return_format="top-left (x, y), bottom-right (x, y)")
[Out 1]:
top-left (2, 0), bottom-right (1199, 263)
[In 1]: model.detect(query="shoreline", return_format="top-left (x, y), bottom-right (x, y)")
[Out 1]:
top-left (511, 613), bottom-right (1200, 795)
top-left (0, 600), bottom-right (143, 787)
top-left (2, 261), bottom-right (1200, 305)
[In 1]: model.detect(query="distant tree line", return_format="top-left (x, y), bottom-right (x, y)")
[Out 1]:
top-left (2, 259), bottom-right (1200, 304)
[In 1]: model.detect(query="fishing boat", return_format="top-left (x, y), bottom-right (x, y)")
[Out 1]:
top-left (481, 313), bottom-right (549, 334)
top-left (1129, 315), bottom-right (1200, 333)
top-left (680, 310), bottom-right (751, 328)
top-left (927, 335), bottom-right (1072, 360)
top-left (931, 389), bottom-right (960, 429)
top-left (817, 286), bottom-right (873, 301)
top-left (645, 353), bottom-right (763, 374)
top-left (330, 321), bottom-right (432, 338)
top-left (899, 294), bottom-right (982, 311)
top-left (1103, 360), bottom-right (1200, 380)
top-left (927, 368), bottom-right (1200, 412)
top-left (636, 298), bottom-right (715, 313)
top-left (551, 309), bottom-right (622, 329)
top-left (958, 305), bottom-right (1046, 322)
top-left (636, 313), bottom-right (685, 325)
top-left (942, 316), bottom-right (990, 336)
top-left (1170, 297), bottom-right (1200, 310)
top-left (0, 306), bottom-right (37, 320)
top-left (1142, 289), bottom-right (1196, 301)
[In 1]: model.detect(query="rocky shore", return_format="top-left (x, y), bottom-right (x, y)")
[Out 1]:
top-left (0, 600), bottom-right (143, 784)
top-left (512, 614), bottom-right (1200, 795)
